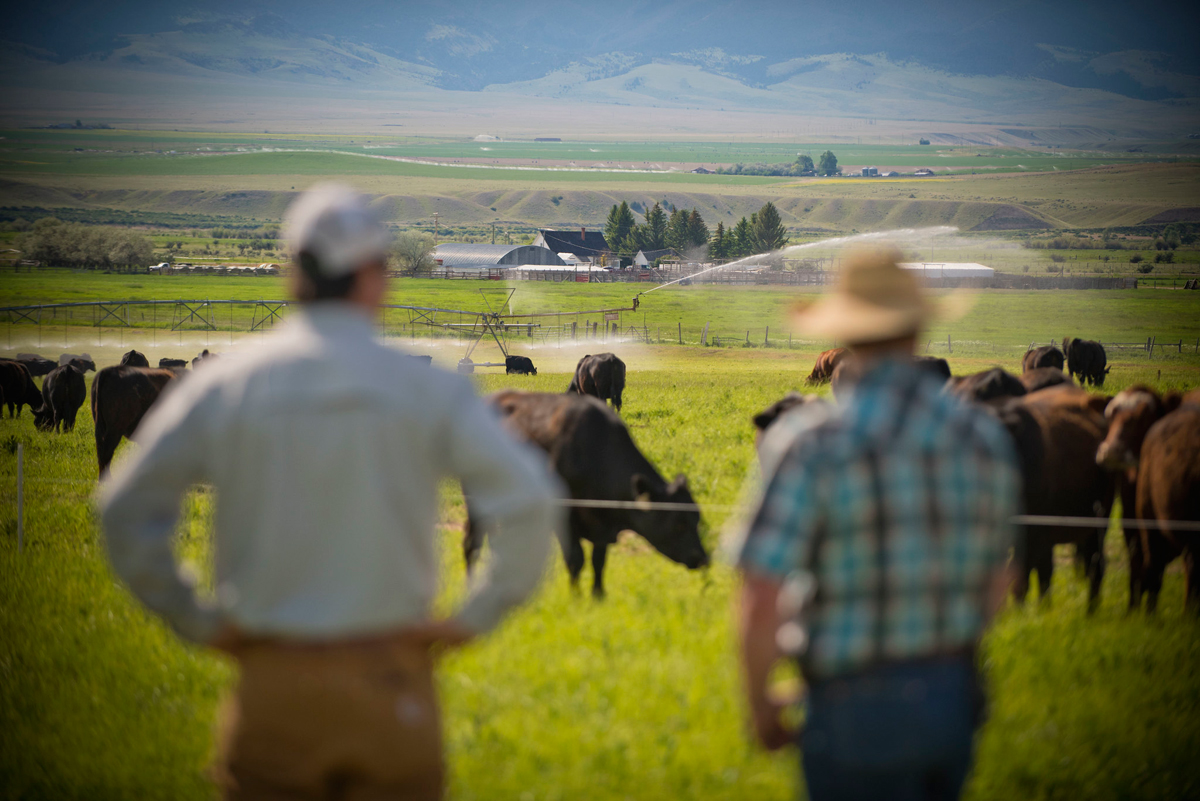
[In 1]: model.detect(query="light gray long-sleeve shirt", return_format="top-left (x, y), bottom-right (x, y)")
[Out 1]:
top-left (99, 304), bottom-right (560, 644)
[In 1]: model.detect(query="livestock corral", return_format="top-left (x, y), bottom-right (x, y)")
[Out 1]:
top-left (2, 277), bottom-right (1200, 800)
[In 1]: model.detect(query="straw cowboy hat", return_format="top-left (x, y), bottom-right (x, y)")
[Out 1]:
top-left (791, 247), bottom-right (966, 345)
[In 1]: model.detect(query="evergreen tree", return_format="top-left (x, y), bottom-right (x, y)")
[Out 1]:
top-left (604, 201), bottom-right (636, 254)
top-left (752, 201), bottom-right (788, 253)
top-left (687, 209), bottom-right (710, 249)
top-left (731, 217), bottom-right (752, 257)
top-left (643, 202), bottom-right (668, 250)
top-left (818, 150), bottom-right (839, 176)
top-left (665, 208), bottom-right (691, 251)
top-left (709, 222), bottom-right (727, 260)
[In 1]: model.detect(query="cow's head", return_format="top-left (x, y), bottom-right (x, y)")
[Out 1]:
top-left (32, 402), bottom-right (53, 431)
top-left (1096, 387), bottom-right (1179, 474)
top-left (629, 473), bottom-right (709, 570)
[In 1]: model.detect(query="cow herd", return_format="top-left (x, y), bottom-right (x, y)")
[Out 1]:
top-left (2, 339), bottom-right (1197, 613)
top-left (785, 339), bottom-right (1200, 614)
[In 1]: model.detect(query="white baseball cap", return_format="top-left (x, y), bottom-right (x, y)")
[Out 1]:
top-left (285, 183), bottom-right (392, 278)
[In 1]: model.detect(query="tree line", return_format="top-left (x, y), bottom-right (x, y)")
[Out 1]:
top-left (17, 218), bottom-right (155, 270)
top-left (604, 200), bottom-right (789, 264)
top-left (715, 150), bottom-right (840, 177)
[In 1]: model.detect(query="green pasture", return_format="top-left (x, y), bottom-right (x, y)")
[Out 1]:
top-left (2, 336), bottom-right (1199, 798)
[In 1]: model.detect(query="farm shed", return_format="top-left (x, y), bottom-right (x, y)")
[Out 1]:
top-left (900, 262), bottom-right (995, 280)
top-left (433, 243), bottom-right (564, 271)
top-left (533, 228), bottom-right (611, 264)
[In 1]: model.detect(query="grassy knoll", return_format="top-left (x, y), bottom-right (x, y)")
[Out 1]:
top-left (2, 343), bottom-right (1199, 799)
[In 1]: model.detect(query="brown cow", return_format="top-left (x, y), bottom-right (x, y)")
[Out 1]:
top-left (946, 368), bottom-right (1026, 403)
top-left (567, 353), bottom-right (627, 411)
top-left (1020, 367), bottom-right (1073, 394)
top-left (0, 359), bottom-right (44, 418)
top-left (1095, 386), bottom-right (1182, 609)
top-left (465, 391), bottom-right (708, 598)
top-left (1135, 397), bottom-right (1200, 613)
top-left (91, 366), bottom-right (178, 474)
top-left (998, 385), bottom-right (1114, 611)
top-left (806, 347), bottom-right (847, 384)
top-left (1022, 345), bottom-right (1065, 374)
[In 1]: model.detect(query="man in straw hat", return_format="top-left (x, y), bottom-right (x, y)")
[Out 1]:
top-left (736, 248), bottom-right (1020, 800)
top-left (100, 183), bottom-right (560, 799)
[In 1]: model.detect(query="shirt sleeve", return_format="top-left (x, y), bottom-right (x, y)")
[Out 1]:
top-left (97, 377), bottom-right (225, 645)
top-left (440, 386), bottom-right (562, 634)
top-left (739, 439), bottom-right (822, 578)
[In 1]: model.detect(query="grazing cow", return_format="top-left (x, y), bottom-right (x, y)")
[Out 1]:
top-left (946, 368), bottom-right (1026, 403)
top-left (505, 355), bottom-right (537, 375)
top-left (997, 386), bottom-right (1114, 611)
top-left (914, 355), bottom-right (952, 382)
top-left (192, 349), bottom-right (217, 368)
top-left (34, 363), bottom-right (87, 433)
top-left (408, 354), bottom-right (433, 366)
top-left (464, 392), bottom-right (708, 597)
top-left (119, 349), bottom-right (150, 368)
top-left (1022, 345), bottom-right (1065, 374)
top-left (567, 353), bottom-right (627, 411)
top-left (806, 347), bottom-right (847, 384)
top-left (91, 366), bottom-right (178, 474)
top-left (15, 353), bottom-right (58, 377)
top-left (1020, 367), bottom-right (1073, 394)
top-left (59, 353), bottom-right (96, 372)
top-left (1136, 398), bottom-right (1200, 613)
top-left (1094, 386), bottom-right (1184, 610)
top-left (1063, 337), bottom-right (1109, 387)
top-left (158, 358), bottom-right (188, 371)
top-left (0, 359), bottom-right (44, 418)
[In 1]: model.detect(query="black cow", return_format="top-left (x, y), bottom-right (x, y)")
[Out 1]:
top-left (158, 358), bottom-right (189, 371)
top-left (465, 391), bottom-right (709, 597)
top-left (1022, 345), bottom-right (1065, 373)
top-left (914, 356), bottom-right (952, 382)
top-left (91, 366), bottom-right (178, 473)
top-left (1063, 337), bottom-right (1109, 387)
top-left (408, 354), bottom-right (433, 366)
top-left (192, 349), bottom-right (218, 368)
top-left (0, 359), bottom-right (44, 418)
top-left (60, 353), bottom-right (96, 372)
top-left (35, 363), bottom-right (87, 433)
top-left (15, 353), bottom-right (57, 377)
top-left (567, 353), bottom-right (626, 411)
top-left (505, 355), bottom-right (537, 375)
top-left (946, 368), bottom-right (1026, 403)
top-left (119, 349), bottom-right (150, 368)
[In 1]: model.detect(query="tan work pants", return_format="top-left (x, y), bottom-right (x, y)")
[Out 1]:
top-left (216, 633), bottom-right (444, 800)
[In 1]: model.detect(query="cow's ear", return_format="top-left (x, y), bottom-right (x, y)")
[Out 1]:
top-left (1164, 393), bottom-right (1183, 415)
top-left (631, 474), bottom-right (653, 499)
top-left (1087, 395), bottom-right (1112, 416)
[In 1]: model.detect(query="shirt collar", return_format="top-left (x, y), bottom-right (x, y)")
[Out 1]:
top-left (290, 303), bottom-right (378, 338)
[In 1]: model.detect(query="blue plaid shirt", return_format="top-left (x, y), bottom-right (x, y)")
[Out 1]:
top-left (740, 358), bottom-right (1020, 680)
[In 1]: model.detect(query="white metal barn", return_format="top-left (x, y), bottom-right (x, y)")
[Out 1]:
top-left (900, 262), bottom-right (995, 280)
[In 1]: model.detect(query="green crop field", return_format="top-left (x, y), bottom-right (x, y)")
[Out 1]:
top-left (3, 272), bottom-right (1200, 798)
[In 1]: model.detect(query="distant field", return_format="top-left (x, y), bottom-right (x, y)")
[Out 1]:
top-left (3, 272), bottom-right (1200, 391)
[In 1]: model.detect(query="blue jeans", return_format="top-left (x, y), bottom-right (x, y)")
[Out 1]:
top-left (801, 656), bottom-right (982, 801)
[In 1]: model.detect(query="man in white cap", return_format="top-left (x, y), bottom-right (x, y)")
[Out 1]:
top-left (737, 248), bottom-right (1020, 801)
top-left (100, 183), bottom-right (560, 799)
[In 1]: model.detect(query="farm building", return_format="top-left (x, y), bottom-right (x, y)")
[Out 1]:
top-left (861, 167), bottom-right (879, 177)
top-left (634, 248), bottom-right (680, 267)
top-left (533, 228), bottom-right (611, 264)
top-left (433, 243), bottom-right (565, 271)
top-left (900, 262), bottom-right (995, 280)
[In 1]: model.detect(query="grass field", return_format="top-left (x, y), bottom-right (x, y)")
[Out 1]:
top-left (2, 320), bottom-right (1199, 798)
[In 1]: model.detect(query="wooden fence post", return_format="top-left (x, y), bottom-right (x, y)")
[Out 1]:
top-left (948, 334), bottom-right (952, 354)
top-left (678, 322), bottom-right (682, 345)
top-left (701, 322), bottom-right (709, 346)
top-left (16, 443), bottom-right (23, 553)
top-left (765, 326), bottom-right (769, 346)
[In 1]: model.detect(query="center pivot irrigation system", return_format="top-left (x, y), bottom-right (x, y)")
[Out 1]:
top-left (0, 289), bottom-right (645, 372)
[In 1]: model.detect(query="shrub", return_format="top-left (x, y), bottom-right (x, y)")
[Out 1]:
top-left (1022, 265), bottom-right (1031, 273)
top-left (1154, 251), bottom-right (1174, 264)
top-left (1129, 254), bottom-right (1143, 264)
top-left (1137, 264), bottom-right (1155, 274)
top-left (1050, 254), bottom-right (1065, 263)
